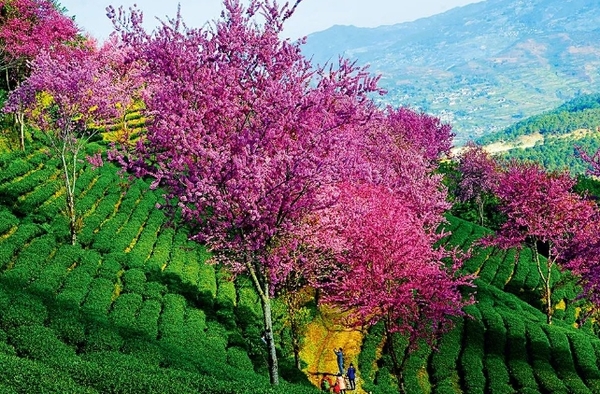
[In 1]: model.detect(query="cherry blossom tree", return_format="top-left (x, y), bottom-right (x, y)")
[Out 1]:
top-left (384, 106), bottom-right (454, 162)
top-left (318, 182), bottom-right (473, 393)
top-left (109, 0), bottom-right (381, 385)
top-left (6, 43), bottom-right (136, 244)
top-left (484, 162), bottom-right (597, 324)
top-left (456, 142), bottom-right (500, 226)
top-left (0, 0), bottom-right (80, 149)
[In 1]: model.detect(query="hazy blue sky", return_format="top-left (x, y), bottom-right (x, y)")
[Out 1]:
top-left (61, 0), bottom-right (483, 41)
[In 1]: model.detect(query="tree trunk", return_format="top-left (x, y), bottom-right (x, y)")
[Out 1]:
top-left (60, 141), bottom-right (78, 245)
top-left (291, 318), bottom-right (301, 370)
top-left (17, 110), bottom-right (25, 151)
top-left (533, 246), bottom-right (552, 324)
top-left (246, 261), bottom-right (279, 385)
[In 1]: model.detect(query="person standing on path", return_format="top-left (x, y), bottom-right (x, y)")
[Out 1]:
top-left (336, 373), bottom-right (347, 394)
top-left (334, 348), bottom-right (345, 375)
top-left (347, 363), bottom-right (357, 390)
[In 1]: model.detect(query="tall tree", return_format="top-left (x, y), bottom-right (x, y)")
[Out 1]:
top-left (456, 142), bottom-right (500, 226)
top-left (6, 43), bottom-right (135, 244)
top-left (318, 182), bottom-right (473, 394)
top-left (109, 0), bottom-right (380, 385)
top-left (485, 162), bottom-right (597, 324)
top-left (0, 0), bottom-right (79, 149)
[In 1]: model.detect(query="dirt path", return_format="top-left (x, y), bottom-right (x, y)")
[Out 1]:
top-left (300, 306), bottom-right (368, 393)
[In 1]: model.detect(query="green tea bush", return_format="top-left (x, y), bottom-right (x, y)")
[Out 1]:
top-left (0, 165), bottom-right (57, 200)
top-left (227, 346), bottom-right (254, 370)
top-left (143, 281), bottom-right (167, 301)
top-left (0, 209), bottom-right (18, 234)
top-left (136, 299), bottom-right (161, 339)
top-left (81, 278), bottom-right (115, 324)
top-left (526, 322), bottom-right (568, 393)
top-left (110, 292), bottom-right (143, 334)
top-left (56, 269), bottom-right (92, 309)
top-left (7, 325), bottom-right (76, 365)
top-left (49, 309), bottom-right (86, 346)
top-left (430, 319), bottom-right (463, 386)
top-left (83, 325), bottom-right (124, 353)
top-left (460, 315), bottom-right (486, 393)
top-left (0, 353), bottom-right (96, 394)
top-left (78, 191), bottom-right (121, 247)
top-left (0, 223), bottom-right (42, 269)
top-left (122, 268), bottom-right (146, 294)
top-left (506, 249), bottom-right (533, 290)
top-left (0, 295), bottom-right (48, 329)
top-left (567, 332), bottom-right (600, 391)
top-left (216, 268), bottom-right (237, 328)
top-left (146, 227), bottom-right (175, 275)
top-left (158, 293), bottom-right (186, 341)
top-left (544, 325), bottom-right (592, 393)
top-left (97, 253), bottom-right (124, 280)
top-left (16, 179), bottom-right (61, 215)
top-left (503, 312), bottom-right (537, 391)
top-left (0, 158), bottom-right (32, 184)
top-left (491, 249), bottom-right (516, 289)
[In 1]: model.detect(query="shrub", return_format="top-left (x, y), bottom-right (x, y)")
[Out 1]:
top-left (7, 325), bottom-right (76, 366)
top-left (122, 268), bottom-right (147, 294)
top-left (227, 346), bottom-right (254, 370)
top-left (135, 299), bottom-right (162, 339)
top-left (81, 278), bottom-right (115, 324)
top-left (110, 292), bottom-right (143, 335)
top-left (0, 294), bottom-right (48, 329)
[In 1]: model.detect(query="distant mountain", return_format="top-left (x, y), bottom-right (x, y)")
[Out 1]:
top-left (302, 0), bottom-right (600, 144)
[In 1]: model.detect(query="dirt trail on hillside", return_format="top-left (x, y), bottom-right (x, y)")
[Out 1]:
top-left (300, 306), bottom-right (368, 393)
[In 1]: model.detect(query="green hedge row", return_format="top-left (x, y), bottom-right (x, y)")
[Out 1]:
top-left (491, 249), bottom-right (516, 289)
top-left (56, 269), bottom-right (93, 310)
top-left (0, 209), bottom-right (18, 234)
top-left (127, 208), bottom-right (165, 262)
top-left (567, 332), bottom-right (600, 391)
top-left (0, 165), bottom-right (57, 201)
top-left (135, 299), bottom-right (161, 339)
top-left (0, 158), bottom-right (33, 184)
top-left (111, 193), bottom-right (156, 252)
top-left (526, 322), bottom-right (568, 393)
top-left (430, 319), bottom-right (463, 388)
top-left (16, 178), bottom-right (62, 215)
top-left (2, 233), bottom-right (55, 286)
top-left (544, 325), bottom-right (592, 393)
top-left (110, 292), bottom-right (143, 332)
top-left (460, 309), bottom-right (486, 394)
top-left (503, 312), bottom-right (538, 391)
top-left (146, 227), bottom-right (175, 275)
top-left (78, 191), bottom-right (122, 247)
top-left (0, 223), bottom-right (42, 269)
top-left (81, 278), bottom-right (115, 324)
top-left (505, 248), bottom-right (532, 291)
top-left (158, 293), bottom-right (187, 342)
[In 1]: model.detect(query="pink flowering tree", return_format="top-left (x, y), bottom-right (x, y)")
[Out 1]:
top-left (384, 106), bottom-right (454, 162)
top-left (484, 162), bottom-right (597, 324)
top-left (109, 0), bottom-right (381, 385)
top-left (6, 44), bottom-right (136, 244)
top-left (456, 142), bottom-right (500, 226)
top-left (0, 0), bottom-right (80, 149)
top-left (318, 182), bottom-right (473, 393)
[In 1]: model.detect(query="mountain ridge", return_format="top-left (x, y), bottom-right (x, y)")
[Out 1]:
top-left (302, 0), bottom-right (600, 143)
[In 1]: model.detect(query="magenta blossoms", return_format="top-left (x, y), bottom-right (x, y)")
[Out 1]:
top-left (110, 0), bottom-right (381, 385)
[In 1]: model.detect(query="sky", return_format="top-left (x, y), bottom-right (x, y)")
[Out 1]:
top-left (60, 0), bottom-right (483, 42)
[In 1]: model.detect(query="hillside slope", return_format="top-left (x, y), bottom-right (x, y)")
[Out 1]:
top-left (1, 144), bottom-right (600, 393)
top-left (302, 0), bottom-right (600, 142)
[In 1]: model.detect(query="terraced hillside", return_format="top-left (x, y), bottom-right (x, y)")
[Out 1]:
top-left (0, 144), bottom-right (319, 394)
top-left (1, 143), bottom-right (600, 393)
top-left (352, 215), bottom-right (600, 394)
